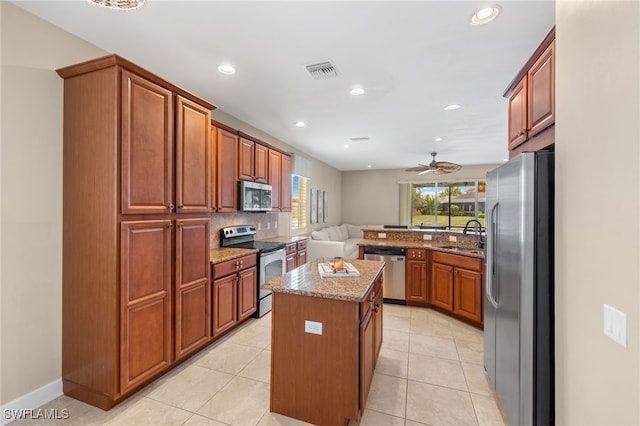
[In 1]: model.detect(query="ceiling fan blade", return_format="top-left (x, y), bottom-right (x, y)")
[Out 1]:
top-left (418, 169), bottom-right (433, 175)
top-left (405, 166), bottom-right (429, 172)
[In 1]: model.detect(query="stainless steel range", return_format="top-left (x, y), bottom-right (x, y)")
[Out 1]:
top-left (220, 225), bottom-right (286, 317)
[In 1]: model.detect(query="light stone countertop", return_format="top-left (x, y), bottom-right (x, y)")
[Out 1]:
top-left (262, 259), bottom-right (385, 302)
top-left (256, 235), bottom-right (308, 244)
top-left (210, 247), bottom-right (258, 264)
top-left (358, 239), bottom-right (485, 259)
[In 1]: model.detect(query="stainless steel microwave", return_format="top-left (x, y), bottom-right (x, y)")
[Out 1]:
top-left (238, 180), bottom-right (273, 211)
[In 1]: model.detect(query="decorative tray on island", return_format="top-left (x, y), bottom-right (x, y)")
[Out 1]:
top-left (318, 262), bottom-right (361, 278)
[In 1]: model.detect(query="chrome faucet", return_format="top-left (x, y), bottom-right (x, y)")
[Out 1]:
top-left (463, 219), bottom-right (485, 249)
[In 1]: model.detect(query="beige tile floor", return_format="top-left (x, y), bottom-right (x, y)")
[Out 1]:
top-left (13, 304), bottom-right (507, 426)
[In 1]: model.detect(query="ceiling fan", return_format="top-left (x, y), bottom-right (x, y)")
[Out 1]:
top-left (405, 152), bottom-right (462, 175)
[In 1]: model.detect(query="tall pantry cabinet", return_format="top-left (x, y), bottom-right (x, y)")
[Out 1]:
top-left (57, 55), bottom-right (215, 410)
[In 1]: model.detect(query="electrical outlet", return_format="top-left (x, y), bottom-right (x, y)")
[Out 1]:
top-left (267, 222), bottom-right (271, 230)
top-left (305, 320), bottom-right (323, 335)
top-left (423, 234), bottom-right (432, 240)
top-left (604, 304), bottom-right (627, 347)
top-left (449, 235), bottom-right (457, 242)
top-left (258, 223), bottom-right (261, 230)
top-left (378, 233), bottom-right (387, 238)
top-left (275, 221), bottom-right (278, 229)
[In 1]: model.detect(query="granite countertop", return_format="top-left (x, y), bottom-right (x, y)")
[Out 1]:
top-left (263, 259), bottom-right (385, 302)
top-left (257, 235), bottom-right (308, 244)
top-left (358, 239), bottom-right (485, 259)
top-left (210, 247), bottom-right (258, 264)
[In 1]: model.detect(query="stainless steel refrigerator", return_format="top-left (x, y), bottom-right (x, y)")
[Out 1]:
top-left (484, 151), bottom-right (554, 426)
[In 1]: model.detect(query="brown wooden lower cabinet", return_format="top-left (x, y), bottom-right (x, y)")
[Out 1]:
top-left (406, 248), bottom-right (429, 305)
top-left (120, 220), bottom-right (173, 394)
top-left (430, 251), bottom-right (484, 326)
top-left (211, 254), bottom-right (257, 338)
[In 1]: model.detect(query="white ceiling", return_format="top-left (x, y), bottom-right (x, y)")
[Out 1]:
top-left (11, 0), bottom-right (555, 171)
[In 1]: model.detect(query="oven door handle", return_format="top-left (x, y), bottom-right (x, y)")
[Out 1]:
top-left (263, 248), bottom-right (285, 256)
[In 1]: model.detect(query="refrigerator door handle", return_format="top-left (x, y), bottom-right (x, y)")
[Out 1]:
top-left (486, 201), bottom-right (499, 308)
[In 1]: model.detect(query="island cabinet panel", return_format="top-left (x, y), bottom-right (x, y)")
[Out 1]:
top-left (271, 293), bottom-right (360, 425)
top-left (174, 218), bottom-right (211, 360)
top-left (270, 268), bottom-right (383, 425)
top-left (120, 220), bottom-right (172, 393)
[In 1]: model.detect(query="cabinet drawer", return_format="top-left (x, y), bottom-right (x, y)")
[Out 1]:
top-left (286, 243), bottom-right (297, 255)
top-left (212, 254), bottom-right (257, 278)
top-left (296, 239), bottom-right (307, 251)
top-left (431, 251), bottom-right (482, 271)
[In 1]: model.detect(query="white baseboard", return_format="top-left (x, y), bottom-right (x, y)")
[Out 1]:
top-left (1, 379), bottom-right (62, 425)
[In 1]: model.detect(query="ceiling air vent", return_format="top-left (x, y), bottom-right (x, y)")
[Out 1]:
top-left (305, 61), bottom-right (339, 80)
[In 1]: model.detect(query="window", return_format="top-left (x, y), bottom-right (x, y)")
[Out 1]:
top-left (410, 181), bottom-right (486, 230)
top-left (291, 175), bottom-right (308, 230)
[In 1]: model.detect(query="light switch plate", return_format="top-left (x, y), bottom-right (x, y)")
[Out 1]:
top-left (449, 235), bottom-right (457, 242)
top-left (305, 320), bottom-right (323, 335)
top-left (423, 234), bottom-right (432, 240)
top-left (378, 233), bottom-right (387, 238)
top-left (604, 304), bottom-right (627, 348)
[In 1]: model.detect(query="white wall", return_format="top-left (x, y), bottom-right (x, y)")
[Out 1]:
top-left (555, 1), bottom-right (640, 423)
top-left (0, 2), bottom-right (108, 405)
top-left (341, 165), bottom-right (499, 226)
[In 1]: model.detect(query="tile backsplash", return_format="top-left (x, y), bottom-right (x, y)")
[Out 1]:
top-left (210, 212), bottom-right (281, 248)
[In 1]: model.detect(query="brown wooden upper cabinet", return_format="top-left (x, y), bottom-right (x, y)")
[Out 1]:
top-left (505, 27), bottom-right (555, 158)
top-left (268, 149), bottom-right (283, 211)
top-left (211, 125), bottom-right (238, 213)
top-left (238, 137), bottom-right (268, 183)
top-left (121, 71), bottom-right (211, 214)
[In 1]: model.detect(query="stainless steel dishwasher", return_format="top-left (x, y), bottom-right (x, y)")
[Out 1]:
top-left (363, 246), bottom-right (406, 302)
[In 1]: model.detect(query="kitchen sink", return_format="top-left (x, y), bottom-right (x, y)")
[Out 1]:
top-left (439, 246), bottom-right (484, 255)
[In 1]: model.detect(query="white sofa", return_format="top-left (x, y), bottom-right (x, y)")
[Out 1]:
top-left (307, 224), bottom-right (378, 261)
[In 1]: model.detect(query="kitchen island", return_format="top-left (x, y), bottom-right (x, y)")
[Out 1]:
top-left (263, 259), bottom-right (385, 426)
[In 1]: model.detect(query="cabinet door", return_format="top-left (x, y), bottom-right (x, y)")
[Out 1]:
top-left (286, 255), bottom-right (297, 272)
top-left (453, 268), bottom-right (483, 323)
top-left (175, 218), bottom-right (211, 359)
top-left (213, 275), bottom-right (237, 337)
top-left (237, 266), bottom-right (257, 321)
top-left (175, 96), bottom-right (211, 213)
top-left (254, 144), bottom-right (268, 183)
top-left (359, 309), bottom-right (375, 412)
top-left (528, 41), bottom-right (555, 138)
top-left (281, 154), bottom-right (292, 212)
top-left (238, 138), bottom-right (254, 181)
top-left (121, 71), bottom-right (173, 214)
top-left (508, 76), bottom-right (528, 150)
top-left (430, 262), bottom-right (454, 311)
top-left (214, 127), bottom-right (238, 213)
top-left (120, 220), bottom-right (172, 392)
top-left (268, 150), bottom-right (282, 211)
top-left (296, 250), bottom-right (307, 267)
top-left (406, 260), bottom-right (428, 303)
top-left (373, 289), bottom-right (383, 363)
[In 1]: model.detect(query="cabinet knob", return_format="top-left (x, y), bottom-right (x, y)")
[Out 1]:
top-left (177, 205), bottom-right (184, 209)
top-left (168, 223), bottom-right (174, 229)
top-left (168, 203), bottom-right (175, 210)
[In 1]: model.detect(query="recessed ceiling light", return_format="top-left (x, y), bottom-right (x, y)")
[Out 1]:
top-left (444, 104), bottom-right (461, 111)
top-left (295, 121), bottom-right (306, 127)
top-left (435, 137), bottom-right (443, 142)
top-left (344, 144), bottom-right (349, 148)
top-left (350, 87), bottom-right (365, 96)
top-left (471, 6), bottom-right (501, 25)
top-left (217, 64), bottom-right (236, 75)
top-left (367, 165), bottom-right (372, 168)
top-left (503, 158), bottom-right (509, 162)
top-left (87, 0), bottom-right (145, 10)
